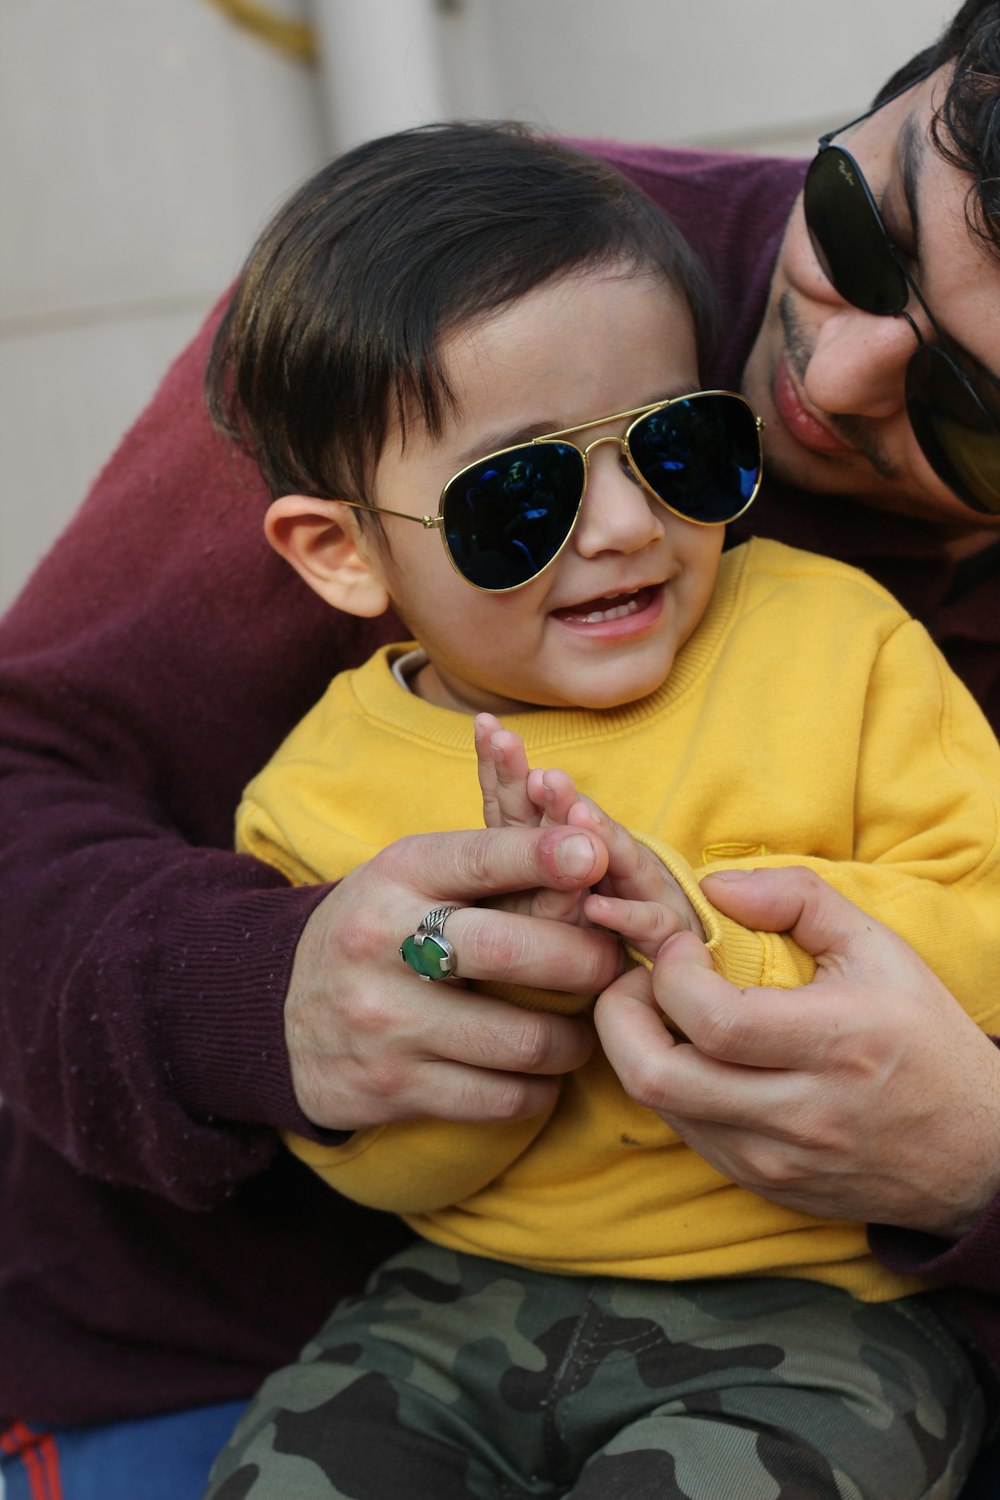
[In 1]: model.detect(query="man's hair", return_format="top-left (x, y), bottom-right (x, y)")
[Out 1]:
top-left (206, 121), bottom-right (716, 508)
top-left (880, 0), bottom-right (1000, 257)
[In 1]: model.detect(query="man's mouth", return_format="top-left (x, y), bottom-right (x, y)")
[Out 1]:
top-left (773, 293), bottom-right (900, 481)
top-left (552, 585), bottom-right (658, 624)
top-left (773, 356), bottom-right (851, 457)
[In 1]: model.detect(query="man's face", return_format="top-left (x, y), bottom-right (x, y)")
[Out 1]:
top-left (742, 66), bottom-right (1000, 542)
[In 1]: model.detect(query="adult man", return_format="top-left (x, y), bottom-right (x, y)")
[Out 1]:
top-left (1, 2), bottom-right (998, 1494)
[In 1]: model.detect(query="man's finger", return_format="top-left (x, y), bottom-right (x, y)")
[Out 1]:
top-left (596, 960), bottom-right (807, 1126)
top-left (699, 866), bottom-right (884, 969)
top-left (594, 964), bottom-right (679, 1094)
top-left (379, 824), bottom-right (610, 902)
top-left (441, 906), bottom-right (619, 994)
top-left (394, 1058), bottom-right (567, 1125)
top-left (645, 930), bottom-right (853, 1072)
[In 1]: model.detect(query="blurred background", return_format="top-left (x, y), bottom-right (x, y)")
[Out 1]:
top-left (1, 0), bottom-right (953, 609)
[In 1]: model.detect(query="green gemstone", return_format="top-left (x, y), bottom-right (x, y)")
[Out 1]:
top-left (400, 933), bottom-right (451, 980)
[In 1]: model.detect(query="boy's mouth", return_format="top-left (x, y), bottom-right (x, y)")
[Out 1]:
top-left (552, 585), bottom-right (657, 624)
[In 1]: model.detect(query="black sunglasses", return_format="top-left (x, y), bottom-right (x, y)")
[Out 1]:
top-left (803, 76), bottom-right (1000, 515)
top-left (337, 391), bottom-right (763, 593)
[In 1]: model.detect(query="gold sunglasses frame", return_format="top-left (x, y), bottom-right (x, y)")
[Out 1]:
top-left (335, 390), bottom-right (764, 592)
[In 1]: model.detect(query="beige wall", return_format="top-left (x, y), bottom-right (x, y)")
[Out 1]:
top-left (1, 0), bottom-right (954, 609)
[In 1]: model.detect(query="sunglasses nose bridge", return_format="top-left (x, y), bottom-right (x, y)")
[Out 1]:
top-left (899, 308), bottom-right (924, 349)
top-left (577, 433), bottom-right (639, 507)
top-left (579, 432), bottom-right (628, 463)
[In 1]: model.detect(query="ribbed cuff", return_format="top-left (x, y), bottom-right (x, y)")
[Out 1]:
top-left (155, 870), bottom-right (336, 1137)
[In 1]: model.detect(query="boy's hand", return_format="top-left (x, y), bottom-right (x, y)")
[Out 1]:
top-left (475, 714), bottom-right (704, 949)
top-left (570, 796), bottom-right (706, 953)
top-left (475, 713), bottom-right (588, 923)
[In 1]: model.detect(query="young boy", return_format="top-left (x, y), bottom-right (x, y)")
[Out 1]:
top-left (202, 123), bottom-right (999, 1498)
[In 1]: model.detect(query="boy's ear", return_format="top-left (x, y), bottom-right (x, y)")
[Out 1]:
top-left (264, 495), bottom-right (391, 619)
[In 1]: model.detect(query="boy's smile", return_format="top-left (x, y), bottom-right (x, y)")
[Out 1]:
top-left (358, 265), bottom-right (723, 716)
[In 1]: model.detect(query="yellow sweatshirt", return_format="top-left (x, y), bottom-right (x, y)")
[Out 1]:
top-left (237, 539), bottom-right (1000, 1301)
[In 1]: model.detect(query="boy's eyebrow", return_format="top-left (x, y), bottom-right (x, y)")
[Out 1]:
top-left (453, 421), bottom-right (559, 467)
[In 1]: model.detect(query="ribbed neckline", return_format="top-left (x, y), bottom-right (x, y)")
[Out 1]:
top-left (344, 542), bottom-right (751, 753)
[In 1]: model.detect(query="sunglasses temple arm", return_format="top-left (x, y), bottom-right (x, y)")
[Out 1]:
top-left (822, 69), bottom-right (929, 147)
top-left (337, 498), bottom-right (441, 528)
top-left (886, 238), bottom-right (984, 384)
top-left (895, 270), bottom-right (1000, 433)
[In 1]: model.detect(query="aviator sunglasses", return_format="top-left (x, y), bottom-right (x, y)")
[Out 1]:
top-left (803, 74), bottom-right (1000, 515)
top-left (336, 391), bottom-right (763, 592)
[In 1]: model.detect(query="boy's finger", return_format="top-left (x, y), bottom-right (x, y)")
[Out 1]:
top-left (488, 727), bottom-right (539, 827)
top-left (474, 714), bottom-right (503, 828)
top-left (492, 884), bottom-right (587, 925)
top-left (584, 892), bottom-right (685, 957)
top-left (569, 798), bottom-right (675, 903)
top-left (534, 768), bottom-right (580, 829)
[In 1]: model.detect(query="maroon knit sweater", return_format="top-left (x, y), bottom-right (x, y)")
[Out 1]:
top-left (1, 146), bottom-right (998, 1429)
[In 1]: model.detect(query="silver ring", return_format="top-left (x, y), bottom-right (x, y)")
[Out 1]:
top-left (400, 905), bottom-right (461, 981)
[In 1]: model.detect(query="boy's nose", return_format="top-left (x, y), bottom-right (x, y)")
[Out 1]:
top-left (571, 438), bottom-right (665, 557)
top-left (803, 303), bottom-right (919, 421)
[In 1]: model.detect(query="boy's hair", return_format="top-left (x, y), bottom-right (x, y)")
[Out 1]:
top-left (881, 0), bottom-right (1000, 257)
top-left (206, 121), bottom-right (717, 511)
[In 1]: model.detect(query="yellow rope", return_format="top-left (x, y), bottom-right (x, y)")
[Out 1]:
top-left (200, 0), bottom-right (318, 63)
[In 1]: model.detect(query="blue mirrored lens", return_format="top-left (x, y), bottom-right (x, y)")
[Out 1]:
top-left (442, 442), bottom-right (584, 590)
top-left (628, 394), bottom-right (761, 523)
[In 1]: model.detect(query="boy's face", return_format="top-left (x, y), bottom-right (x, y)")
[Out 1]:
top-left (743, 65), bottom-right (1000, 541)
top-left (360, 267), bottom-right (724, 716)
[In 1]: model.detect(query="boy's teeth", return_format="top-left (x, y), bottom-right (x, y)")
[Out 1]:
top-left (562, 589), bottom-right (645, 622)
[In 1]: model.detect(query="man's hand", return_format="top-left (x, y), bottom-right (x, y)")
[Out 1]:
top-left (287, 823), bottom-right (620, 1131)
top-left (595, 865), bottom-right (1000, 1239)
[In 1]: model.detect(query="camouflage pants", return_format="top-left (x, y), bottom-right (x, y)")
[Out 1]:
top-left (202, 1242), bottom-right (986, 1500)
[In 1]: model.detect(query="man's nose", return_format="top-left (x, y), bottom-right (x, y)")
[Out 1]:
top-left (803, 303), bottom-right (920, 420)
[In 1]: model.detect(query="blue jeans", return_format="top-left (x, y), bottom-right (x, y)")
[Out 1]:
top-left (0, 1401), bottom-right (247, 1500)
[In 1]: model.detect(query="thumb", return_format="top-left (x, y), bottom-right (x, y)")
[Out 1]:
top-left (699, 865), bottom-right (877, 964)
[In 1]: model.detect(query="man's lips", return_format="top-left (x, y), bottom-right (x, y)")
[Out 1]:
top-left (773, 356), bottom-right (852, 457)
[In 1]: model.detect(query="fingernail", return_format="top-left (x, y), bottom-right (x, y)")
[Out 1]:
top-left (556, 833), bottom-right (595, 879)
top-left (705, 869), bottom-right (755, 881)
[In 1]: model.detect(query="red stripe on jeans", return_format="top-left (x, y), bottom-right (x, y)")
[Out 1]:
top-left (0, 1422), bottom-right (65, 1500)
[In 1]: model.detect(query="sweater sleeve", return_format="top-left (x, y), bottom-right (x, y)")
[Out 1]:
top-left (637, 617), bottom-right (1000, 1031)
top-left (0, 299), bottom-right (395, 1208)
